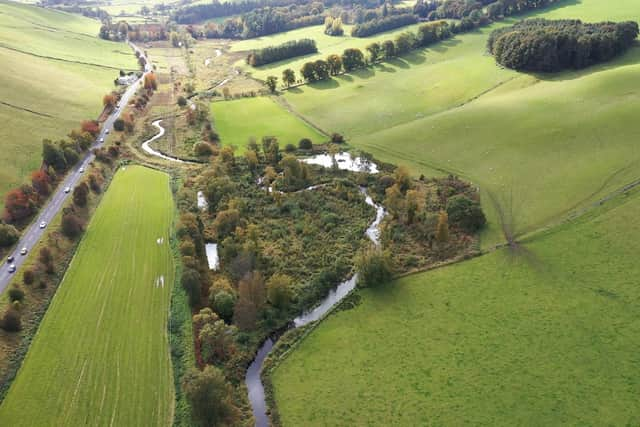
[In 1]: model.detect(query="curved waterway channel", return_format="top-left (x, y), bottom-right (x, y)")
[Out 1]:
top-left (246, 187), bottom-right (386, 426)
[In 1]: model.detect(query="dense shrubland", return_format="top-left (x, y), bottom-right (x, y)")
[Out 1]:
top-left (488, 19), bottom-right (639, 72)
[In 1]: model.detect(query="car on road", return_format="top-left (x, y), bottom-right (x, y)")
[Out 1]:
top-left (7, 255), bottom-right (14, 263)
top-left (79, 167), bottom-right (85, 173)
top-left (105, 129), bottom-right (110, 134)
top-left (8, 264), bottom-right (16, 273)
top-left (99, 138), bottom-right (104, 143)
top-left (20, 247), bottom-right (27, 256)
top-left (39, 221), bottom-right (46, 229)
top-left (64, 186), bottom-right (71, 193)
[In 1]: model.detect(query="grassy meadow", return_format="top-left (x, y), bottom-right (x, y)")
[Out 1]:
top-left (0, 0), bottom-right (137, 209)
top-left (279, 0), bottom-right (640, 246)
top-left (0, 166), bottom-right (175, 426)
top-left (273, 186), bottom-right (640, 426)
top-left (211, 97), bottom-right (326, 150)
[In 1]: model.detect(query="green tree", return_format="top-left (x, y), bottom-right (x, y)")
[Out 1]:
top-left (182, 267), bottom-right (202, 307)
top-left (342, 48), bottom-right (365, 71)
top-left (382, 39), bottom-right (396, 58)
top-left (0, 223), bottom-right (19, 247)
top-left (326, 54), bottom-right (343, 75)
top-left (356, 246), bottom-right (393, 288)
top-left (266, 273), bottom-right (293, 309)
top-left (211, 290), bottom-right (235, 322)
top-left (366, 42), bottom-right (382, 62)
top-left (265, 75), bottom-right (278, 93)
top-left (300, 62), bottom-right (317, 82)
top-left (42, 139), bottom-right (67, 172)
top-left (182, 366), bottom-right (238, 427)
top-left (446, 194), bottom-right (486, 232)
top-left (282, 68), bottom-right (296, 87)
top-left (314, 59), bottom-right (330, 80)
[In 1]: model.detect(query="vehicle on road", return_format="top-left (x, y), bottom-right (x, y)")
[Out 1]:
top-left (8, 264), bottom-right (16, 273)
top-left (39, 221), bottom-right (46, 229)
top-left (99, 138), bottom-right (104, 143)
top-left (105, 129), bottom-right (110, 134)
top-left (79, 167), bottom-right (85, 173)
top-left (7, 255), bottom-right (14, 263)
top-left (20, 247), bottom-right (27, 256)
top-left (64, 186), bottom-right (71, 193)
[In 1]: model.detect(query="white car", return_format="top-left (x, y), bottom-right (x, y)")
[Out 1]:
top-left (79, 167), bottom-right (85, 173)
top-left (39, 221), bottom-right (46, 229)
top-left (64, 186), bottom-right (71, 193)
top-left (99, 138), bottom-right (104, 143)
top-left (20, 247), bottom-right (27, 256)
top-left (8, 264), bottom-right (16, 273)
top-left (105, 129), bottom-right (110, 134)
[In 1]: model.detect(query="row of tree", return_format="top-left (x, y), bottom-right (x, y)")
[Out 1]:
top-left (281, 20), bottom-right (454, 85)
top-left (247, 39), bottom-right (318, 67)
top-left (2, 120), bottom-right (99, 224)
top-left (350, 13), bottom-right (417, 37)
top-left (488, 19), bottom-right (639, 72)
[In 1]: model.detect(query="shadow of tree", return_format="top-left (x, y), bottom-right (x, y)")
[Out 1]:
top-left (526, 43), bottom-right (640, 82)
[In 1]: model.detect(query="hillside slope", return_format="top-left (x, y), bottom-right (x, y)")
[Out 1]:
top-left (0, 0), bottom-right (137, 209)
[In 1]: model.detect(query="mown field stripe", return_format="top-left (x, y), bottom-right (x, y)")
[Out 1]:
top-left (0, 166), bottom-right (175, 427)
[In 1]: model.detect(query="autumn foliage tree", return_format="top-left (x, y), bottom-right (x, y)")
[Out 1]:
top-left (81, 120), bottom-right (100, 137)
top-left (31, 170), bottom-right (51, 196)
top-left (233, 271), bottom-right (265, 331)
top-left (3, 188), bottom-right (34, 223)
top-left (103, 94), bottom-right (117, 108)
top-left (144, 72), bottom-right (158, 90)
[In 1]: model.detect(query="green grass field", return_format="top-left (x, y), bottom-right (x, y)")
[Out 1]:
top-left (281, 0), bottom-right (640, 246)
top-left (273, 186), bottom-right (640, 426)
top-left (211, 96), bottom-right (326, 150)
top-left (230, 22), bottom-right (424, 81)
top-left (0, 0), bottom-right (137, 209)
top-left (0, 166), bottom-right (175, 426)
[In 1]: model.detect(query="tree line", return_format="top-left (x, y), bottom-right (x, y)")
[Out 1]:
top-left (488, 19), bottom-right (639, 72)
top-left (351, 13), bottom-right (417, 37)
top-left (247, 39), bottom-right (318, 67)
top-left (275, 20), bottom-right (455, 86)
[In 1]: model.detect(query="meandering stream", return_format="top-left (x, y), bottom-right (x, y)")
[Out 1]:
top-left (245, 187), bottom-right (385, 427)
top-left (141, 120), bottom-right (187, 163)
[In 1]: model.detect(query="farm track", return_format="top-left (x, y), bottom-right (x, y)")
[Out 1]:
top-left (0, 100), bottom-right (58, 118)
top-left (273, 96), bottom-right (330, 137)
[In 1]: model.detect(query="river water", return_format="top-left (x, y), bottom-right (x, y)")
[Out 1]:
top-left (245, 186), bottom-right (385, 426)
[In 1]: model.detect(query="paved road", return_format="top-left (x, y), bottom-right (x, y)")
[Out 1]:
top-left (0, 42), bottom-right (151, 294)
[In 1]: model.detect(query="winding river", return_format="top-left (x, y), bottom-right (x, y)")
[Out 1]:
top-left (141, 120), bottom-right (188, 163)
top-left (245, 187), bottom-right (385, 427)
